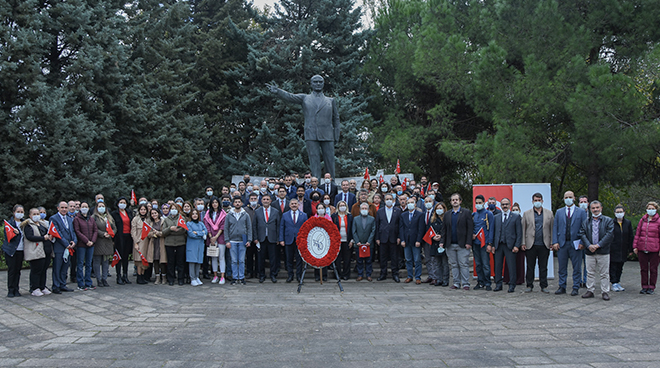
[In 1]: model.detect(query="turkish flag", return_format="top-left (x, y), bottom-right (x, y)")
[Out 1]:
top-left (396, 159), bottom-right (401, 174)
top-left (131, 189), bottom-right (137, 204)
top-left (363, 167), bottom-right (370, 180)
top-left (138, 251), bottom-right (149, 266)
top-left (359, 244), bottom-right (371, 258)
top-left (111, 249), bottom-right (121, 267)
top-left (3, 220), bottom-right (16, 243)
top-left (476, 227), bottom-right (486, 245)
top-left (141, 221), bottom-right (153, 240)
top-left (68, 248), bottom-right (75, 256)
top-left (379, 174), bottom-right (384, 184)
top-left (401, 177), bottom-right (408, 191)
top-left (423, 226), bottom-right (437, 245)
top-left (106, 219), bottom-right (115, 238)
top-left (177, 215), bottom-right (189, 230)
top-left (47, 221), bottom-right (62, 239)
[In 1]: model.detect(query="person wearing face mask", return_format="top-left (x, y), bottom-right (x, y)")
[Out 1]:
top-left (92, 201), bottom-right (116, 287)
top-left (633, 201), bottom-right (660, 294)
top-left (399, 198), bottom-right (425, 284)
top-left (162, 204), bottom-right (188, 286)
top-left (174, 197), bottom-right (184, 209)
top-left (520, 193), bottom-right (554, 293)
top-left (304, 191), bottom-right (323, 219)
top-left (352, 203), bottom-right (376, 281)
top-left (429, 203), bottom-right (449, 286)
top-left (491, 197), bottom-right (523, 293)
top-left (551, 190), bottom-right (588, 296)
top-left (471, 195), bottom-right (494, 290)
top-left (506, 202), bottom-right (526, 286)
top-left (279, 198), bottom-right (308, 282)
top-left (375, 194), bottom-right (402, 282)
top-left (243, 193), bottom-right (261, 280)
top-left (130, 204), bottom-right (151, 285)
top-left (439, 194), bottom-right (474, 290)
top-left (322, 173), bottom-right (338, 204)
top-left (377, 182), bottom-right (391, 201)
top-left (322, 194), bottom-right (336, 216)
top-left (302, 173), bottom-right (313, 191)
top-left (186, 209), bottom-right (208, 286)
top-left (204, 186), bottom-right (214, 206)
top-left (609, 205), bottom-right (633, 292)
top-left (304, 177), bottom-right (325, 201)
top-left (22, 208), bottom-right (55, 296)
top-left (254, 195), bottom-right (281, 283)
top-left (146, 208), bottom-right (167, 285)
top-left (421, 195), bottom-right (439, 284)
top-left (576, 195), bottom-right (590, 288)
top-left (204, 197), bottom-right (227, 285)
top-left (578, 200), bottom-right (614, 300)
top-left (224, 197), bottom-right (253, 285)
top-left (73, 202), bottom-right (98, 290)
top-left (335, 180), bottom-right (357, 210)
top-left (486, 197), bottom-right (501, 216)
top-left (111, 197), bottom-right (134, 285)
top-left (331, 200), bottom-right (354, 280)
top-left (66, 200), bottom-right (78, 284)
top-left (417, 189), bottom-right (437, 211)
top-left (312, 203), bottom-right (331, 281)
top-left (3, 205), bottom-right (25, 297)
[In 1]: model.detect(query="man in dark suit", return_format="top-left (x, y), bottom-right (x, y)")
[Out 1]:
top-left (244, 193), bottom-right (261, 279)
top-left (353, 203), bottom-right (376, 281)
top-left (322, 173), bottom-right (339, 205)
top-left (283, 175), bottom-right (297, 199)
top-left (335, 180), bottom-right (357, 210)
top-left (521, 193), bottom-right (555, 293)
top-left (274, 187), bottom-right (291, 214)
top-left (492, 198), bottom-right (523, 292)
top-left (253, 196), bottom-right (281, 283)
top-left (440, 193), bottom-right (474, 290)
top-left (50, 201), bottom-right (77, 293)
top-left (552, 190), bottom-right (588, 296)
top-left (579, 201), bottom-right (614, 300)
top-left (279, 199), bottom-right (308, 282)
top-left (375, 193), bottom-right (402, 282)
top-left (399, 198), bottom-right (425, 284)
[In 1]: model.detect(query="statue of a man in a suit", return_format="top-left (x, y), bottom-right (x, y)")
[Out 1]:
top-left (267, 75), bottom-right (340, 179)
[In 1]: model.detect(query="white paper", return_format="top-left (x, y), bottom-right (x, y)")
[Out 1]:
top-left (573, 240), bottom-right (581, 250)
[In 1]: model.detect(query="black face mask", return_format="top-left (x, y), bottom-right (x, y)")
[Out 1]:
top-left (312, 196), bottom-right (319, 201)
top-left (222, 201), bottom-right (230, 207)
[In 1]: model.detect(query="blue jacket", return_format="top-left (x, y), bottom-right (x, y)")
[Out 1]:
top-left (279, 210), bottom-right (308, 245)
top-left (552, 206), bottom-right (588, 248)
top-left (399, 210), bottom-right (425, 246)
top-left (472, 209), bottom-right (494, 246)
top-left (2, 218), bottom-right (23, 257)
top-left (186, 221), bottom-right (207, 263)
top-left (49, 213), bottom-right (77, 254)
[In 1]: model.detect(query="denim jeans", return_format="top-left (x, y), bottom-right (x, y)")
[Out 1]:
top-left (472, 242), bottom-right (491, 287)
top-left (404, 244), bottom-right (422, 280)
top-left (230, 241), bottom-right (246, 280)
top-left (76, 246), bottom-right (94, 288)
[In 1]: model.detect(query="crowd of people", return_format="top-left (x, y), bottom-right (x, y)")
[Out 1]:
top-left (2, 172), bottom-right (659, 301)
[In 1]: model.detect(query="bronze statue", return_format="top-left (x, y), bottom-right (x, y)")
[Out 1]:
top-left (267, 75), bottom-right (340, 179)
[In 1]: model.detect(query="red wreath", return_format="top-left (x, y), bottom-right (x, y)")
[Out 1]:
top-left (297, 216), bottom-right (341, 269)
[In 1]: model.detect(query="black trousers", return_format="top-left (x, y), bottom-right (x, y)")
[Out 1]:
top-left (379, 241), bottom-right (400, 277)
top-left (165, 245), bottom-right (186, 283)
top-left (525, 244), bottom-right (550, 288)
top-left (40, 253), bottom-right (52, 291)
top-left (201, 244), bottom-right (210, 276)
top-left (285, 242), bottom-right (304, 280)
top-left (29, 258), bottom-right (47, 292)
top-left (245, 244), bottom-right (258, 277)
top-left (69, 251), bottom-right (77, 280)
top-left (257, 240), bottom-right (279, 278)
top-left (610, 261), bottom-right (625, 284)
top-left (494, 244), bottom-right (516, 287)
top-left (337, 241), bottom-right (352, 279)
top-left (5, 251), bottom-right (24, 295)
top-left (116, 233), bottom-right (132, 277)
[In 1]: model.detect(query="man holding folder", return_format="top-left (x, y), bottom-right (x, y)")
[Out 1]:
top-left (552, 191), bottom-right (587, 296)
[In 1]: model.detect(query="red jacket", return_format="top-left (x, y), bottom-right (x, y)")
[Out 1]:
top-left (633, 214), bottom-right (660, 252)
top-left (74, 212), bottom-right (99, 248)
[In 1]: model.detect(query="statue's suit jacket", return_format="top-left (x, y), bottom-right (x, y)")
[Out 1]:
top-left (275, 89), bottom-right (340, 142)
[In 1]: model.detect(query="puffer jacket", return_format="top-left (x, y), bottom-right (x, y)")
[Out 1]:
top-left (73, 212), bottom-right (98, 248)
top-left (633, 213), bottom-right (660, 252)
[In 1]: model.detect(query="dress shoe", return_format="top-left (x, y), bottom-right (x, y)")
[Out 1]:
top-left (462, 286), bottom-right (470, 290)
top-left (508, 285), bottom-right (515, 293)
top-left (602, 292), bottom-right (610, 301)
top-left (415, 279), bottom-right (421, 285)
top-left (571, 289), bottom-right (579, 296)
top-left (523, 287), bottom-right (533, 293)
top-left (51, 288), bottom-right (62, 294)
top-left (271, 277), bottom-right (277, 283)
top-left (168, 281), bottom-right (174, 286)
top-left (648, 289), bottom-right (655, 295)
top-left (61, 287), bottom-right (73, 292)
top-left (541, 288), bottom-right (549, 294)
top-left (582, 291), bottom-right (594, 298)
top-left (367, 277), bottom-right (372, 282)
top-left (393, 275), bottom-right (400, 283)
top-left (423, 277), bottom-right (432, 283)
top-left (493, 285), bottom-right (503, 292)
top-left (356, 276), bottom-right (363, 281)
top-left (322, 277), bottom-right (327, 282)
top-left (240, 279), bottom-right (246, 285)
top-left (286, 276), bottom-right (294, 283)
top-left (485, 285), bottom-right (492, 291)
top-left (123, 275), bottom-right (132, 284)
top-left (555, 287), bottom-right (566, 295)
top-left (6, 292), bottom-right (14, 298)
top-left (403, 278), bottom-right (412, 283)
top-left (178, 280), bottom-right (184, 286)
top-left (430, 280), bottom-right (437, 286)
top-left (117, 275), bottom-right (125, 285)
top-left (259, 277), bottom-right (265, 283)
top-left (377, 275), bottom-right (387, 281)
top-left (441, 282), bottom-right (449, 287)
top-left (473, 284), bottom-right (484, 290)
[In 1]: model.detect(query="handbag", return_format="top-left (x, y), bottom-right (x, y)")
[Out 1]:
top-left (206, 244), bottom-right (219, 257)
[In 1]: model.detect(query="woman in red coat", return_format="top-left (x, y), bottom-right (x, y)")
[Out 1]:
top-left (633, 201), bottom-right (660, 294)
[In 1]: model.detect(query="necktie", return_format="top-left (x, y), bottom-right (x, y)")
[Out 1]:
top-left (265, 208), bottom-right (269, 222)
top-left (426, 211), bottom-right (430, 225)
top-left (293, 212), bottom-right (297, 224)
top-left (565, 207), bottom-right (572, 241)
top-left (63, 215), bottom-right (69, 229)
top-left (280, 201), bottom-right (284, 212)
top-left (567, 207), bottom-right (571, 219)
top-left (409, 212), bottom-right (413, 222)
top-left (344, 193), bottom-right (347, 203)
top-left (503, 213), bottom-right (507, 223)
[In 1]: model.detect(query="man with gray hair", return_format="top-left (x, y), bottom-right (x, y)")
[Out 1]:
top-left (579, 200), bottom-right (614, 300)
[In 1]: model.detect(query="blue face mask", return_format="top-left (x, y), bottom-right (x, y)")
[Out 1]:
top-left (222, 201), bottom-right (230, 207)
top-left (488, 204), bottom-right (496, 210)
top-left (40, 213), bottom-right (47, 219)
top-left (397, 190), bottom-right (403, 195)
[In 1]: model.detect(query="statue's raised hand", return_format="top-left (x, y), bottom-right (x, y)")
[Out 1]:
top-left (266, 82), bottom-right (278, 93)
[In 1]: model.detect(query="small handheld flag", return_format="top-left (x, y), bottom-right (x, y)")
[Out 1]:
top-left (47, 221), bottom-right (62, 239)
top-left (3, 220), bottom-right (16, 243)
top-left (363, 167), bottom-right (370, 180)
top-left (141, 221), bottom-right (153, 240)
top-left (423, 226), bottom-right (437, 245)
top-left (138, 251), bottom-right (149, 266)
top-left (476, 227), bottom-right (486, 245)
top-left (396, 159), bottom-right (401, 174)
top-left (131, 189), bottom-right (137, 204)
top-left (177, 215), bottom-right (189, 231)
top-left (106, 219), bottom-right (115, 238)
top-left (111, 249), bottom-right (121, 267)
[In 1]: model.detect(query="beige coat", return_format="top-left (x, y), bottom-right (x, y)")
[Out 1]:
top-left (145, 217), bottom-right (167, 263)
top-left (22, 221), bottom-right (47, 261)
top-left (131, 216), bottom-right (149, 262)
top-left (521, 207), bottom-right (554, 250)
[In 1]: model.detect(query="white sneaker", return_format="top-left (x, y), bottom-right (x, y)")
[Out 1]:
top-left (191, 279), bottom-right (198, 286)
top-left (211, 276), bottom-right (219, 283)
top-left (41, 288), bottom-right (51, 295)
top-left (219, 277), bottom-right (225, 285)
top-left (196, 278), bottom-right (203, 286)
top-left (618, 283), bottom-right (625, 291)
top-left (31, 289), bottom-right (44, 296)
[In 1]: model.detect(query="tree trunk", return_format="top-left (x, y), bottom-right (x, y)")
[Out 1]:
top-left (587, 164), bottom-right (599, 202)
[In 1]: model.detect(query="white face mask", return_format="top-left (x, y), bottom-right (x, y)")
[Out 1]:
top-left (170, 209), bottom-right (178, 216)
top-left (305, 178), bottom-right (311, 184)
top-left (324, 178), bottom-right (331, 184)
top-left (247, 186), bottom-right (253, 193)
top-left (196, 205), bottom-right (204, 211)
top-left (317, 209), bottom-right (325, 216)
top-left (425, 202), bottom-right (433, 209)
top-left (260, 187), bottom-right (267, 193)
top-left (410, 185), bottom-right (415, 190)
top-left (323, 199), bottom-right (330, 206)
top-left (176, 202), bottom-right (183, 207)
top-left (139, 200), bottom-right (147, 205)
top-left (97, 207), bottom-right (106, 214)
top-left (648, 209), bottom-right (657, 217)
top-left (381, 186), bottom-right (388, 192)
top-left (31, 215), bottom-right (41, 222)
top-left (475, 204), bottom-right (484, 211)
top-left (250, 201), bottom-right (258, 207)
top-left (80, 208), bottom-right (89, 215)
top-left (360, 209), bottom-right (368, 216)
top-left (436, 209), bottom-right (444, 216)
top-left (615, 212), bottom-right (624, 219)
top-left (512, 210), bottom-right (520, 216)
top-left (427, 194), bottom-right (435, 201)
top-left (338, 206), bottom-right (347, 213)
top-left (407, 203), bottom-right (415, 211)
top-left (268, 183), bottom-right (275, 189)
top-left (118, 203), bottom-right (127, 210)
top-left (533, 201), bottom-right (543, 208)
top-left (385, 200), bottom-right (393, 207)
top-left (579, 202), bottom-right (588, 210)
top-left (564, 198), bottom-right (574, 206)
top-left (14, 212), bottom-right (24, 220)
top-left (230, 188), bottom-right (236, 193)
top-left (207, 191), bottom-right (213, 196)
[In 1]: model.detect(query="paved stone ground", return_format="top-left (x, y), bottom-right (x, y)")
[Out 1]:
top-left (1, 259), bottom-right (659, 368)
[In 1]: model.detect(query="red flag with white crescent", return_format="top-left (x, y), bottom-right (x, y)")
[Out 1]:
top-left (363, 167), bottom-right (370, 180)
top-left (3, 220), bottom-right (16, 242)
top-left (111, 249), bottom-right (121, 267)
top-left (396, 159), bottom-right (401, 174)
top-left (379, 174), bottom-right (384, 184)
top-left (138, 251), bottom-right (149, 266)
top-left (476, 227), bottom-right (486, 245)
top-left (131, 189), bottom-right (137, 204)
top-left (177, 215), bottom-right (189, 230)
top-left (141, 221), bottom-right (153, 240)
top-left (401, 177), bottom-right (408, 191)
top-left (47, 221), bottom-right (62, 239)
top-left (423, 226), bottom-right (436, 245)
top-left (106, 219), bottom-right (115, 238)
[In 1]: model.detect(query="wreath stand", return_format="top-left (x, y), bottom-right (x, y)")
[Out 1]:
top-left (295, 217), bottom-right (343, 294)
